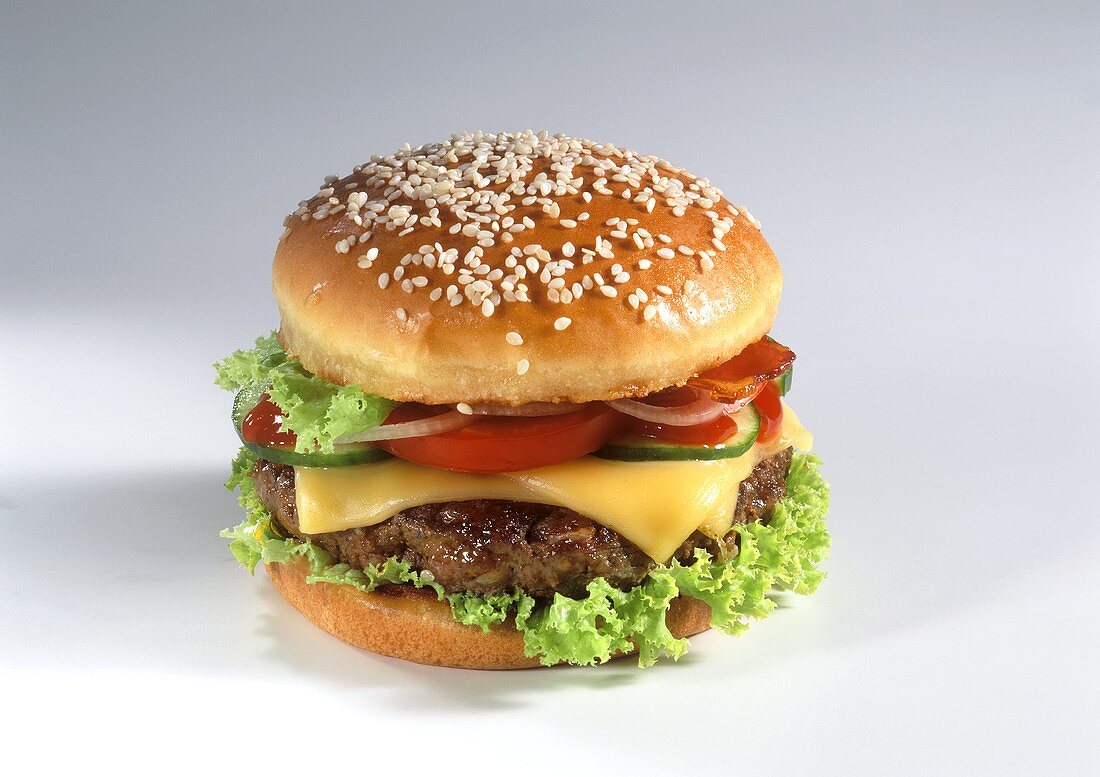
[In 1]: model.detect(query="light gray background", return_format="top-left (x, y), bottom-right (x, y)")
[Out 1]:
top-left (2, 1), bottom-right (1097, 773)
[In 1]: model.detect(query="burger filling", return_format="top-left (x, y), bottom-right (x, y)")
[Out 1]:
top-left (254, 448), bottom-right (792, 599)
top-left (215, 333), bottom-right (830, 666)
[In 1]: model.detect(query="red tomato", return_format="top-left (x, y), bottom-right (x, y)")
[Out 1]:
top-left (376, 403), bottom-right (627, 473)
top-left (241, 394), bottom-right (298, 448)
top-left (752, 382), bottom-right (784, 444)
top-left (625, 385), bottom-right (763, 445)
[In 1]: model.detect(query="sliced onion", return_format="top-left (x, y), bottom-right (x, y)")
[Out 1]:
top-left (335, 410), bottom-right (475, 443)
top-left (466, 401), bottom-right (585, 417)
top-left (606, 395), bottom-right (729, 426)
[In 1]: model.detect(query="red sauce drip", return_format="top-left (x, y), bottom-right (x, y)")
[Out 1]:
top-left (241, 394), bottom-right (298, 448)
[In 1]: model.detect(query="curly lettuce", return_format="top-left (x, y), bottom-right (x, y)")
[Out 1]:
top-left (214, 333), bottom-right (395, 453)
top-left (221, 448), bottom-right (830, 667)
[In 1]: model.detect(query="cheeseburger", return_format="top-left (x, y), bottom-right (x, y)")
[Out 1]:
top-left (216, 130), bottom-right (830, 669)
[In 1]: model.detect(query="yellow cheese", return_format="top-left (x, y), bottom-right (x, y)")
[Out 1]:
top-left (295, 402), bottom-right (812, 563)
top-left (694, 403), bottom-right (812, 537)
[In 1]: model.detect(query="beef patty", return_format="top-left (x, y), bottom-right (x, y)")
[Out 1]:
top-left (254, 448), bottom-right (792, 599)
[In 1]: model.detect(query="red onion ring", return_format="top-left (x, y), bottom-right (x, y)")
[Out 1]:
top-left (335, 410), bottom-right (475, 443)
top-left (606, 396), bottom-right (729, 426)
top-left (465, 402), bottom-right (585, 417)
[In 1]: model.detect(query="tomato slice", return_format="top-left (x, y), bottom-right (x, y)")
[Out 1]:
top-left (241, 394), bottom-right (298, 448)
top-left (688, 337), bottom-right (795, 403)
top-left (376, 403), bottom-right (628, 473)
top-left (752, 381), bottom-right (784, 444)
top-left (623, 386), bottom-right (756, 445)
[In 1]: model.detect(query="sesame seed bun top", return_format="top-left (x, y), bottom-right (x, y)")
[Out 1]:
top-left (273, 131), bottom-right (782, 405)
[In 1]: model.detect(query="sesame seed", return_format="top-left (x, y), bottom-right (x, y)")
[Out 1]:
top-left (655, 284), bottom-right (673, 295)
top-left (456, 402), bottom-right (473, 415)
top-left (656, 247), bottom-right (675, 260)
top-left (711, 238), bottom-right (727, 251)
top-left (285, 131), bottom-right (734, 317)
top-left (554, 316), bottom-right (572, 331)
top-left (396, 308), bottom-right (408, 322)
top-left (517, 359), bottom-right (530, 376)
top-left (643, 305), bottom-right (657, 322)
top-left (506, 331), bottom-right (523, 346)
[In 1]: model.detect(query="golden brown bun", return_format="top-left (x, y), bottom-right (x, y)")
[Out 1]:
top-left (274, 132), bottom-right (781, 404)
top-left (266, 559), bottom-right (713, 670)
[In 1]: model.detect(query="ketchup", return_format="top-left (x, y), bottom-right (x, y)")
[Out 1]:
top-left (241, 394), bottom-right (298, 448)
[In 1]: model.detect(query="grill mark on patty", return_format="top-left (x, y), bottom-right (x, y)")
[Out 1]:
top-left (253, 448), bottom-right (792, 599)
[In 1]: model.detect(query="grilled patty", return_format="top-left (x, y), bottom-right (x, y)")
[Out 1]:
top-left (254, 448), bottom-right (792, 598)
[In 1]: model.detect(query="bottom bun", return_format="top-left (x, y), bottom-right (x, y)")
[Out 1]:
top-left (266, 558), bottom-right (713, 669)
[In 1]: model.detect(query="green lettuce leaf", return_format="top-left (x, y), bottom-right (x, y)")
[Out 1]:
top-left (221, 448), bottom-right (830, 667)
top-left (214, 333), bottom-right (396, 453)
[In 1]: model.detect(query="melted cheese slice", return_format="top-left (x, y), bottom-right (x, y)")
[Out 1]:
top-left (295, 403), bottom-right (812, 563)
